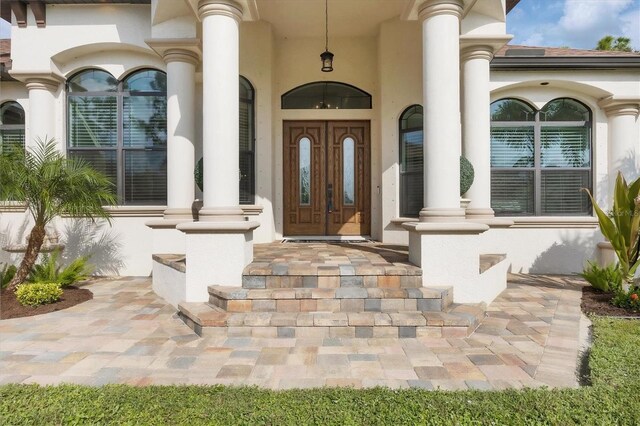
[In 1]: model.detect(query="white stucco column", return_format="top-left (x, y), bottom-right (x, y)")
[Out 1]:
top-left (164, 49), bottom-right (199, 220)
top-left (198, 0), bottom-right (243, 221)
top-left (419, 0), bottom-right (465, 222)
top-left (602, 102), bottom-right (640, 192)
top-left (23, 76), bottom-right (61, 149)
top-left (461, 46), bottom-right (493, 218)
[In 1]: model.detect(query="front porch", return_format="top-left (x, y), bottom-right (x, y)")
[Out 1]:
top-left (153, 242), bottom-right (508, 339)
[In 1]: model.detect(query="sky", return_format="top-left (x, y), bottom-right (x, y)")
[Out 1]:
top-left (507, 0), bottom-right (640, 49)
top-left (0, 0), bottom-right (639, 50)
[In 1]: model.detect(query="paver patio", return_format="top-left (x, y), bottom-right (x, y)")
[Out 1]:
top-left (0, 274), bottom-right (587, 390)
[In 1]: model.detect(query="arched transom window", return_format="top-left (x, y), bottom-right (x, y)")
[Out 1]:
top-left (0, 101), bottom-right (25, 155)
top-left (67, 68), bottom-right (167, 205)
top-left (490, 98), bottom-right (592, 216)
top-left (282, 81), bottom-right (372, 109)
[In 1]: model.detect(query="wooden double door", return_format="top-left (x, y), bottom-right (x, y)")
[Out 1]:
top-left (284, 120), bottom-right (370, 236)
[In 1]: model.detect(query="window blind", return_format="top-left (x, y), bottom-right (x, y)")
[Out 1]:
top-left (491, 170), bottom-right (534, 216)
top-left (68, 96), bottom-right (117, 147)
top-left (124, 150), bottom-right (167, 205)
top-left (123, 96), bottom-right (167, 148)
top-left (490, 126), bottom-right (534, 168)
top-left (68, 150), bottom-right (117, 187)
top-left (540, 126), bottom-right (590, 168)
top-left (0, 129), bottom-right (25, 154)
top-left (541, 170), bottom-right (591, 215)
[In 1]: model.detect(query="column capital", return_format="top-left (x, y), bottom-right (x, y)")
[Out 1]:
top-left (418, 0), bottom-right (464, 21)
top-left (459, 35), bottom-right (513, 61)
top-left (598, 96), bottom-right (640, 117)
top-left (198, 0), bottom-right (243, 21)
top-left (146, 38), bottom-right (201, 65)
top-left (9, 71), bottom-right (63, 91)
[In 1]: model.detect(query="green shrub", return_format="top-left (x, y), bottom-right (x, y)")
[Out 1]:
top-left (579, 261), bottom-right (623, 293)
top-left (1, 264), bottom-right (17, 289)
top-left (460, 156), bottom-right (474, 196)
top-left (612, 288), bottom-right (640, 312)
top-left (28, 250), bottom-right (92, 287)
top-left (14, 282), bottom-right (63, 307)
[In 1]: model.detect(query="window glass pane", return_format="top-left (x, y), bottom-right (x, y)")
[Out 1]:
top-left (490, 127), bottom-right (534, 167)
top-left (123, 96), bottom-right (167, 147)
top-left (123, 70), bottom-right (166, 93)
top-left (0, 129), bottom-right (25, 154)
top-left (68, 70), bottom-right (117, 92)
top-left (124, 150), bottom-right (167, 205)
top-left (401, 130), bottom-right (423, 173)
top-left (240, 152), bottom-right (254, 205)
top-left (299, 137), bottom-right (311, 205)
top-left (491, 99), bottom-right (535, 121)
top-left (400, 105), bottom-right (423, 130)
top-left (240, 77), bottom-right (254, 100)
top-left (541, 170), bottom-right (591, 215)
top-left (541, 126), bottom-right (590, 167)
top-left (239, 100), bottom-right (252, 152)
top-left (401, 173), bottom-right (423, 217)
top-left (282, 82), bottom-right (371, 109)
top-left (68, 150), bottom-right (117, 188)
top-left (0, 102), bottom-right (25, 125)
top-left (491, 170), bottom-right (534, 215)
top-left (541, 98), bottom-right (590, 121)
top-left (343, 137), bottom-right (355, 205)
top-left (68, 96), bottom-right (117, 147)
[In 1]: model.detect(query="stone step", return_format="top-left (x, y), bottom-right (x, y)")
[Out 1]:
top-left (242, 274), bottom-right (423, 289)
top-left (209, 285), bottom-right (453, 313)
top-left (479, 254), bottom-right (507, 274)
top-left (177, 302), bottom-right (485, 339)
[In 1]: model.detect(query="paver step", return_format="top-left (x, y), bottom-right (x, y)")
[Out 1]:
top-left (209, 285), bottom-right (453, 313)
top-left (177, 302), bottom-right (485, 339)
top-left (241, 273), bottom-right (423, 289)
top-left (479, 254), bottom-right (507, 274)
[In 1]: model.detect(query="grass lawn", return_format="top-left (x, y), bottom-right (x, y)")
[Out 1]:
top-left (1, 317), bottom-right (639, 425)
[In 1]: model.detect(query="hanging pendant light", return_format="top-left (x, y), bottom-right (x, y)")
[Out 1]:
top-left (320, 0), bottom-right (333, 72)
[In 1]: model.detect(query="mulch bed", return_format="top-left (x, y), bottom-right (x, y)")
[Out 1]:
top-left (581, 286), bottom-right (640, 318)
top-left (0, 286), bottom-right (93, 320)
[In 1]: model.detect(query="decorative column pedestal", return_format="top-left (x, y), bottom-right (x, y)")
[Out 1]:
top-left (404, 1), bottom-right (508, 305)
top-left (173, 0), bottom-right (259, 302)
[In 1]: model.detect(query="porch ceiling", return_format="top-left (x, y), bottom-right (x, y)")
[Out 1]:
top-left (255, 0), bottom-right (411, 38)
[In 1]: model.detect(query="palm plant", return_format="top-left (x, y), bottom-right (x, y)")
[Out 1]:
top-left (0, 139), bottom-right (116, 290)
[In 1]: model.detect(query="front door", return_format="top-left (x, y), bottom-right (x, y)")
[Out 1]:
top-left (284, 120), bottom-right (370, 236)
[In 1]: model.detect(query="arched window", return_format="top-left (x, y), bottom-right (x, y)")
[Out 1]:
top-left (67, 68), bottom-right (167, 205)
top-left (0, 101), bottom-right (25, 155)
top-left (239, 76), bottom-right (255, 204)
top-left (281, 81), bottom-right (371, 109)
top-left (490, 97), bottom-right (592, 216)
top-left (399, 105), bottom-right (423, 217)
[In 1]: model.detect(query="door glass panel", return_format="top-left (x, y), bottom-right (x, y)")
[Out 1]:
top-left (299, 137), bottom-right (311, 205)
top-left (343, 137), bottom-right (355, 205)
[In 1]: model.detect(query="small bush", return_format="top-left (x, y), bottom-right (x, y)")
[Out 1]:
top-left (579, 261), bottom-right (623, 293)
top-left (14, 282), bottom-right (63, 307)
top-left (28, 250), bottom-right (92, 287)
top-left (1, 264), bottom-right (17, 289)
top-left (612, 287), bottom-right (640, 312)
top-left (460, 156), bottom-right (474, 196)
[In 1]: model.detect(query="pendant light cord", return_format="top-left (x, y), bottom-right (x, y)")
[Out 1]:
top-left (325, 0), bottom-right (329, 52)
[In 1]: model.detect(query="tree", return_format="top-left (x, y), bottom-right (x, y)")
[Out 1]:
top-left (0, 139), bottom-right (116, 290)
top-left (596, 35), bottom-right (633, 52)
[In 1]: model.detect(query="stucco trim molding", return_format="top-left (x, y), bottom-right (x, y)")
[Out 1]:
top-left (598, 96), bottom-right (640, 117)
top-left (506, 216), bottom-right (599, 229)
top-left (103, 206), bottom-right (166, 218)
top-left (9, 71), bottom-right (64, 90)
top-left (0, 202), bottom-right (27, 213)
top-left (145, 39), bottom-right (202, 64)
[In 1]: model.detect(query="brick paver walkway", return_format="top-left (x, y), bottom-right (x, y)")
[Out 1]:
top-left (0, 275), bottom-right (587, 389)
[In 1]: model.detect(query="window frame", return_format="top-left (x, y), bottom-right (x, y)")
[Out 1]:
top-left (0, 101), bottom-right (26, 155)
top-left (239, 76), bottom-right (256, 205)
top-left (399, 104), bottom-right (424, 218)
top-left (490, 97), bottom-right (593, 216)
top-left (281, 81), bottom-right (372, 110)
top-left (66, 68), bottom-right (167, 206)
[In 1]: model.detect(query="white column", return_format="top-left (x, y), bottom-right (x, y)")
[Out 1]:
top-left (605, 104), bottom-right (640, 191)
top-left (25, 78), bottom-right (59, 149)
top-left (419, 0), bottom-right (465, 222)
top-left (198, 0), bottom-right (243, 221)
top-left (164, 49), bottom-right (198, 220)
top-left (461, 46), bottom-right (494, 219)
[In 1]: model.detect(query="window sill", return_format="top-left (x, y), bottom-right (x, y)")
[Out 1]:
top-left (103, 206), bottom-right (166, 217)
top-left (504, 216), bottom-right (598, 228)
top-left (0, 202), bottom-right (27, 212)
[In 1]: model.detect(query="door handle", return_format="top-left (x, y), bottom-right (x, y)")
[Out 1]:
top-left (327, 183), bottom-right (333, 213)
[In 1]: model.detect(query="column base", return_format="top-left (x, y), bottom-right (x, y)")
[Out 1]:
top-left (199, 206), bottom-right (245, 222)
top-left (419, 207), bottom-right (466, 222)
top-left (177, 220), bottom-right (260, 301)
